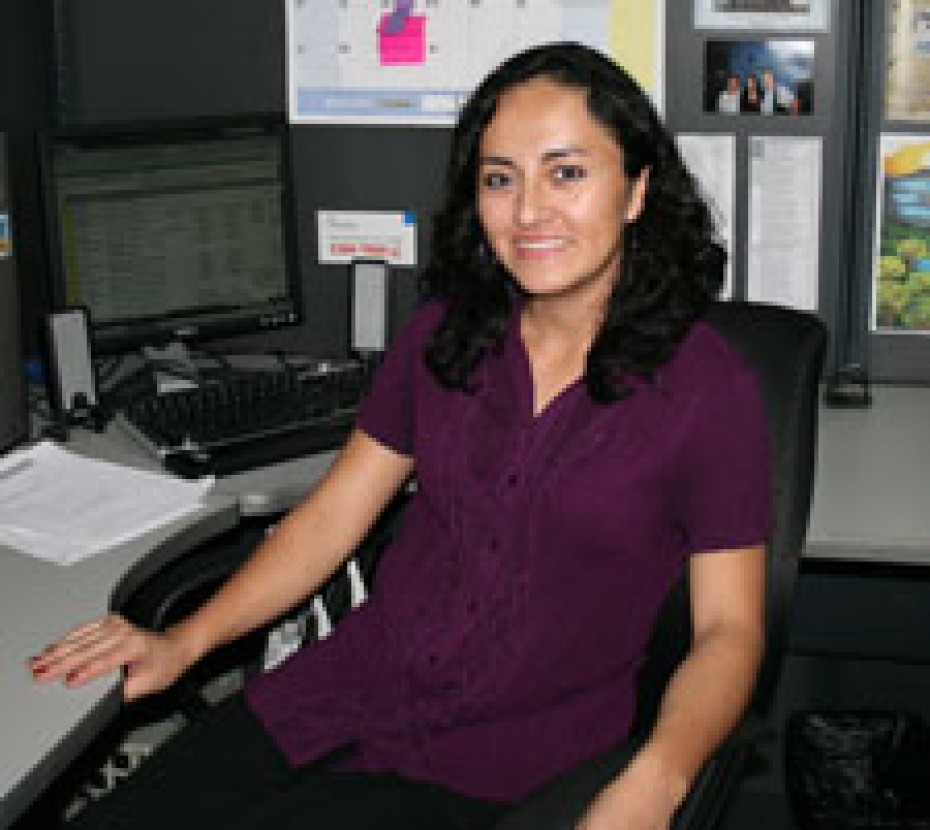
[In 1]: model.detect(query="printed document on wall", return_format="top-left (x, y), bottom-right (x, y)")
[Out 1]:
top-left (676, 133), bottom-right (735, 298)
top-left (886, 0), bottom-right (930, 121)
top-left (0, 212), bottom-right (11, 258)
top-left (873, 134), bottom-right (930, 333)
top-left (317, 211), bottom-right (417, 266)
top-left (286, 0), bottom-right (665, 125)
top-left (747, 136), bottom-right (822, 311)
top-left (694, 0), bottom-right (829, 31)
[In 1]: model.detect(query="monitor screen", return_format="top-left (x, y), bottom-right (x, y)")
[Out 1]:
top-left (40, 115), bottom-right (300, 355)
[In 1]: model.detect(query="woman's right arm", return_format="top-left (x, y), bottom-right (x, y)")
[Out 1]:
top-left (30, 429), bottom-right (415, 701)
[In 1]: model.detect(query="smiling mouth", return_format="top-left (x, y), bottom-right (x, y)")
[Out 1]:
top-left (514, 239), bottom-right (566, 255)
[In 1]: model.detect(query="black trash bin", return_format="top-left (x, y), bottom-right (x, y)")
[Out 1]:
top-left (785, 709), bottom-right (930, 830)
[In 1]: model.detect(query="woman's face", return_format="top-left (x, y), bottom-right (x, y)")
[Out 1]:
top-left (476, 77), bottom-right (648, 302)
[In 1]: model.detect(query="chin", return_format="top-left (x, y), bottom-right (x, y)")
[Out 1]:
top-left (509, 263), bottom-right (572, 290)
top-left (511, 276), bottom-right (568, 296)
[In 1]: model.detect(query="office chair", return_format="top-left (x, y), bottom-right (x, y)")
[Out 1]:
top-left (492, 299), bottom-right (827, 830)
top-left (116, 299), bottom-right (826, 830)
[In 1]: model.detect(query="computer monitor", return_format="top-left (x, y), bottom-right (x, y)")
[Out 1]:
top-left (39, 115), bottom-right (301, 356)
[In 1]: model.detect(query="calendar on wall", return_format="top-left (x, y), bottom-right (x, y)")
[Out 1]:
top-left (286, 0), bottom-right (664, 125)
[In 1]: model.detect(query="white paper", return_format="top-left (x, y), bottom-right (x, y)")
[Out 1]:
top-left (287, 0), bottom-right (665, 125)
top-left (747, 136), bottom-right (822, 311)
top-left (0, 442), bottom-right (213, 566)
top-left (317, 210), bottom-right (417, 266)
top-left (676, 134), bottom-right (736, 298)
top-left (694, 0), bottom-right (829, 31)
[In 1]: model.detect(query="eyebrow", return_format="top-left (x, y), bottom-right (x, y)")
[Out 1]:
top-left (479, 146), bottom-right (590, 167)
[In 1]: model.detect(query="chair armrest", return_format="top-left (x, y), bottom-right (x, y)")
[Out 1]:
top-left (115, 491), bottom-right (411, 714)
top-left (493, 719), bottom-right (767, 830)
top-left (492, 740), bottom-right (642, 830)
top-left (115, 519), bottom-right (277, 715)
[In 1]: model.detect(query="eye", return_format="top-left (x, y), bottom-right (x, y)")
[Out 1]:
top-left (480, 169), bottom-right (512, 190)
top-left (553, 164), bottom-right (587, 184)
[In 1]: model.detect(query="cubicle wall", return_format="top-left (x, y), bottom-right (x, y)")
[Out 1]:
top-left (44, 0), bottom-right (860, 370)
top-left (663, 2), bottom-right (854, 374)
top-left (23, 0), bottom-right (922, 380)
top-left (0, 0), bottom-right (52, 363)
top-left (0, 133), bottom-right (28, 451)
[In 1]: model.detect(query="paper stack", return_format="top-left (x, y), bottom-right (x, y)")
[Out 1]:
top-left (0, 441), bottom-right (214, 566)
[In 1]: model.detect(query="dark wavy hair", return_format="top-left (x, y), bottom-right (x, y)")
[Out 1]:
top-left (421, 42), bottom-right (724, 402)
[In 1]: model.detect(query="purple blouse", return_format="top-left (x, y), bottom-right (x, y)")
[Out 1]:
top-left (245, 300), bottom-right (770, 802)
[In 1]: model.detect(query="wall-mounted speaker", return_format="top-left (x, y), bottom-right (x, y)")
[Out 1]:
top-left (46, 307), bottom-right (99, 418)
top-left (349, 258), bottom-right (390, 354)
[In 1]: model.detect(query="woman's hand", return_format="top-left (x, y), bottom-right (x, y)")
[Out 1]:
top-left (575, 751), bottom-right (687, 830)
top-left (29, 615), bottom-right (196, 702)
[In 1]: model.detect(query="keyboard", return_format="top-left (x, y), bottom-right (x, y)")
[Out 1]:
top-left (117, 361), bottom-right (367, 478)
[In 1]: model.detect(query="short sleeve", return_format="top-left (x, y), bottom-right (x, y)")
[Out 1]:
top-left (354, 301), bottom-right (443, 456)
top-left (675, 362), bottom-right (771, 555)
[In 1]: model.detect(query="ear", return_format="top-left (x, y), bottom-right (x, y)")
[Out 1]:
top-left (625, 167), bottom-right (650, 224)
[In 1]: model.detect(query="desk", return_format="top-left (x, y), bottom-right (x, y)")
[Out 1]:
top-left (806, 385), bottom-right (930, 566)
top-left (2, 387), bottom-right (929, 826)
top-left (0, 428), bottom-right (338, 829)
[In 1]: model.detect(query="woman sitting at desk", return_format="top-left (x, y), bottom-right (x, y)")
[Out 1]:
top-left (31, 42), bottom-right (769, 830)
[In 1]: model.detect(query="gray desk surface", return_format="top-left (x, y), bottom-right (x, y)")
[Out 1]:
top-left (67, 425), bottom-right (339, 518)
top-left (0, 428), bottom-right (337, 828)
top-left (0, 499), bottom-right (238, 828)
top-left (2, 386), bottom-right (929, 825)
top-left (806, 384), bottom-right (930, 566)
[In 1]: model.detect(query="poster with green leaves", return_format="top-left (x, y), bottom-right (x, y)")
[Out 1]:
top-left (874, 135), bottom-right (930, 332)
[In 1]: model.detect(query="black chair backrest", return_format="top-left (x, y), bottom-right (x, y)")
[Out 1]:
top-left (632, 301), bottom-right (827, 735)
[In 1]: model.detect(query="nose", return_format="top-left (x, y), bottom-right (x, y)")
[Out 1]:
top-left (514, 177), bottom-right (548, 227)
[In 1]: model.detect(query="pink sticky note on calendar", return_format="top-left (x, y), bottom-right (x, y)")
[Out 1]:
top-left (377, 13), bottom-right (426, 66)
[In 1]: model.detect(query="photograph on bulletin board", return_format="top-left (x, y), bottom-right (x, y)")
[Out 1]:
top-left (704, 40), bottom-right (814, 116)
top-left (873, 135), bottom-right (930, 333)
top-left (886, 0), bottom-right (930, 122)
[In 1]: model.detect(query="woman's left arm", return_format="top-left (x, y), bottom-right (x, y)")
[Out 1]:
top-left (578, 543), bottom-right (766, 830)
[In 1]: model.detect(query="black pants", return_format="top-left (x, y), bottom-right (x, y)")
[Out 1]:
top-left (62, 694), bottom-right (507, 830)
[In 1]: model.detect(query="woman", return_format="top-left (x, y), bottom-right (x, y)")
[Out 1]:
top-left (741, 73), bottom-right (762, 113)
top-left (716, 72), bottom-right (742, 114)
top-left (31, 42), bottom-right (769, 830)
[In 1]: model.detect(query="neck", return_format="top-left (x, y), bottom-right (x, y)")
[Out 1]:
top-left (521, 287), bottom-right (608, 359)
